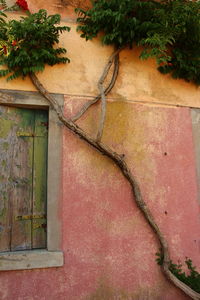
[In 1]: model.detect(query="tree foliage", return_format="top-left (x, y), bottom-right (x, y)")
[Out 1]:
top-left (76, 0), bottom-right (200, 85)
top-left (0, 9), bottom-right (70, 80)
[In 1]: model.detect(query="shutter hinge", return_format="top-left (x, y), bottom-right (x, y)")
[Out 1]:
top-left (16, 131), bottom-right (35, 137)
top-left (33, 223), bottom-right (47, 230)
top-left (15, 214), bottom-right (46, 221)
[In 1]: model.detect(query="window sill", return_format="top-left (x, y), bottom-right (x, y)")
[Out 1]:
top-left (0, 250), bottom-right (64, 271)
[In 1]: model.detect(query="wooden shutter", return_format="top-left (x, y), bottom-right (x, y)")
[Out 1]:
top-left (0, 105), bottom-right (48, 252)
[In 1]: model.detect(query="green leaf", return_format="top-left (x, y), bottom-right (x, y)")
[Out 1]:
top-left (76, 0), bottom-right (200, 85)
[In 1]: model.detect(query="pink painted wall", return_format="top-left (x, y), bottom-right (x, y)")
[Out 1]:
top-left (1, 99), bottom-right (200, 300)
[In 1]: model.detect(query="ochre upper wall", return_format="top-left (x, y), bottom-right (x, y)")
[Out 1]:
top-left (26, 0), bottom-right (91, 19)
top-left (1, 8), bottom-right (200, 108)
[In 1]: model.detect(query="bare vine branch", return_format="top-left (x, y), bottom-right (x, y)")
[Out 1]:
top-left (71, 53), bottom-right (119, 122)
top-left (96, 48), bottom-right (121, 142)
top-left (29, 72), bottom-right (200, 300)
top-left (96, 77), bottom-right (106, 142)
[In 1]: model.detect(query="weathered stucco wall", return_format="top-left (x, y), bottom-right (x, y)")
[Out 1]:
top-left (1, 2), bottom-right (200, 300)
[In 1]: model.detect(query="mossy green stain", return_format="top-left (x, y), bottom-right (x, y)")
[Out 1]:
top-left (34, 110), bottom-right (48, 137)
top-left (86, 279), bottom-right (161, 300)
top-left (15, 108), bottom-right (35, 133)
top-left (1, 160), bottom-right (6, 168)
top-left (86, 281), bottom-right (135, 300)
top-left (2, 142), bottom-right (9, 151)
top-left (33, 129), bottom-right (48, 211)
top-left (0, 119), bottom-right (14, 139)
top-left (0, 207), bottom-right (6, 218)
top-left (0, 174), bottom-right (5, 181)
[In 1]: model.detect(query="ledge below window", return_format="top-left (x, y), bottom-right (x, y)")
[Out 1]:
top-left (0, 250), bottom-right (64, 271)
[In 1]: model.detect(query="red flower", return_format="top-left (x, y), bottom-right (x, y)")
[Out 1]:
top-left (3, 46), bottom-right (7, 55)
top-left (16, 0), bottom-right (28, 11)
top-left (12, 40), bottom-right (17, 46)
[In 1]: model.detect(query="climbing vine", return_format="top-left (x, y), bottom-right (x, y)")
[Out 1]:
top-left (0, 1), bottom-right (200, 299)
top-left (74, 1), bottom-right (200, 298)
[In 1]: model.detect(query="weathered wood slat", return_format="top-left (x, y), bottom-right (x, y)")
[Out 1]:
top-left (10, 108), bottom-right (34, 251)
top-left (32, 110), bottom-right (48, 249)
top-left (0, 106), bottom-right (15, 251)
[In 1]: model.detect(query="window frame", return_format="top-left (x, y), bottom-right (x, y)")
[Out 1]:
top-left (0, 89), bottom-right (64, 271)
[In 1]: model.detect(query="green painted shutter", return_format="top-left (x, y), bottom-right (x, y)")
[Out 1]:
top-left (0, 105), bottom-right (48, 252)
top-left (32, 110), bottom-right (48, 249)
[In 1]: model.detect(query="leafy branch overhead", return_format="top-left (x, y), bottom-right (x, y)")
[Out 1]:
top-left (0, 9), bottom-right (70, 80)
top-left (76, 0), bottom-right (200, 85)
